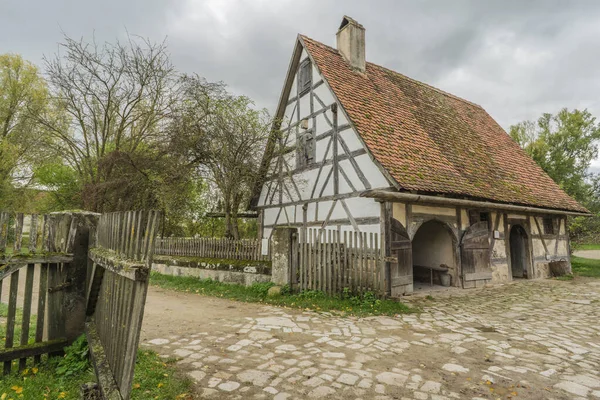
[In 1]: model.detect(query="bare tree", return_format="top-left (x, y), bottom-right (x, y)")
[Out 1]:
top-left (37, 34), bottom-right (178, 211)
top-left (170, 75), bottom-right (271, 238)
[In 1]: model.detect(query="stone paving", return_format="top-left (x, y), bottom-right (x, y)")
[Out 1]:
top-left (142, 278), bottom-right (600, 399)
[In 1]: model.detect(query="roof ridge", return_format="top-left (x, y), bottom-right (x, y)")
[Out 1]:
top-left (299, 35), bottom-right (482, 109)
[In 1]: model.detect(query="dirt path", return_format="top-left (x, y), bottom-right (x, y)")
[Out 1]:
top-left (574, 250), bottom-right (600, 259)
top-left (141, 280), bottom-right (600, 399)
top-left (141, 286), bottom-right (262, 341)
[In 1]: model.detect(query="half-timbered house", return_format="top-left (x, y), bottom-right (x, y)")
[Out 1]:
top-left (252, 16), bottom-right (590, 296)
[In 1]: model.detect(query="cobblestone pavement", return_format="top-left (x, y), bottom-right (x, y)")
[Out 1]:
top-left (141, 278), bottom-right (600, 399)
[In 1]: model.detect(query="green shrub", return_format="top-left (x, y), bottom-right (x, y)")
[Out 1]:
top-left (55, 335), bottom-right (90, 379)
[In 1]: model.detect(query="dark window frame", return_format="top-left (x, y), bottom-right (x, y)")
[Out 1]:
top-left (543, 217), bottom-right (554, 235)
top-left (297, 59), bottom-right (312, 96)
top-left (468, 210), bottom-right (491, 228)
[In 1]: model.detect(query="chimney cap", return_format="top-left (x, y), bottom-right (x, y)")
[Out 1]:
top-left (338, 16), bottom-right (364, 32)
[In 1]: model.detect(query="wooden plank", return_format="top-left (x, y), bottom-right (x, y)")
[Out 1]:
top-left (343, 231), bottom-right (348, 290)
top-left (34, 263), bottom-right (48, 364)
top-left (47, 263), bottom-right (65, 357)
top-left (29, 214), bottom-right (38, 253)
top-left (4, 269), bottom-right (19, 374)
top-left (464, 271), bottom-right (493, 282)
top-left (86, 321), bottom-right (123, 400)
top-left (369, 233), bottom-right (374, 291)
top-left (349, 232), bottom-right (355, 292)
top-left (332, 104), bottom-right (339, 196)
top-left (13, 213), bottom-right (24, 253)
top-left (0, 338), bottom-right (68, 363)
top-left (120, 279), bottom-right (149, 399)
top-left (89, 249), bottom-right (148, 281)
top-left (19, 264), bottom-right (35, 371)
top-left (0, 256), bottom-right (73, 281)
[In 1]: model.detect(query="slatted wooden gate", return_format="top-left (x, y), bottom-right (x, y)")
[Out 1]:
top-left (295, 229), bottom-right (384, 295)
top-left (85, 210), bottom-right (160, 400)
top-left (0, 210), bottom-right (159, 400)
top-left (460, 221), bottom-right (492, 288)
top-left (0, 212), bottom-right (95, 376)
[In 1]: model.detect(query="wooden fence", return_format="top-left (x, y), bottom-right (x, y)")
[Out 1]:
top-left (86, 210), bottom-right (160, 400)
top-left (154, 237), bottom-right (268, 261)
top-left (0, 212), bottom-right (91, 376)
top-left (295, 230), bottom-right (384, 295)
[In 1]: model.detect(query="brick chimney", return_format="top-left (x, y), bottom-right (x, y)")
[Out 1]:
top-left (336, 16), bottom-right (366, 73)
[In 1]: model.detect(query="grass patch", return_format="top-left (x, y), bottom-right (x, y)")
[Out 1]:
top-left (0, 342), bottom-right (194, 399)
top-left (572, 243), bottom-right (600, 251)
top-left (150, 272), bottom-right (414, 316)
top-left (0, 302), bottom-right (36, 349)
top-left (131, 350), bottom-right (194, 399)
top-left (572, 256), bottom-right (600, 277)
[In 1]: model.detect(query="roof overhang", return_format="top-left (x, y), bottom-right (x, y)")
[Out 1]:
top-left (361, 189), bottom-right (592, 217)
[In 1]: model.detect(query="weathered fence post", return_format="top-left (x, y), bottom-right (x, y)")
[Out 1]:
top-left (46, 212), bottom-right (99, 350)
top-left (270, 227), bottom-right (297, 286)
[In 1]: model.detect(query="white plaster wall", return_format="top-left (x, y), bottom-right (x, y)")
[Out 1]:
top-left (257, 41), bottom-right (393, 240)
top-left (392, 202), bottom-right (406, 227)
top-left (492, 239), bottom-right (507, 259)
top-left (343, 197), bottom-right (381, 219)
top-left (413, 205), bottom-right (455, 217)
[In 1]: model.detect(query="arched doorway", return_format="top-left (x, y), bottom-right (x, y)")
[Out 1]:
top-left (510, 225), bottom-right (530, 278)
top-left (412, 220), bottom-right (457, 289)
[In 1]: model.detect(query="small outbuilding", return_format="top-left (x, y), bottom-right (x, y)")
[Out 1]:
top-left (252, 16), bottom-right (589, 296)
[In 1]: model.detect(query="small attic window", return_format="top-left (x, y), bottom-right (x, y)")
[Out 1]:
top-left (469, 210), bottom-right (490, 228)
top-left (543, 217), bottom-right (554, 235)
top-left (298, 58), bottom-right (312, 95)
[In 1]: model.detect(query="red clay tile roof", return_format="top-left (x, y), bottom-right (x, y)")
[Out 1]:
top-left (300, 35), bottom-right (588, 213)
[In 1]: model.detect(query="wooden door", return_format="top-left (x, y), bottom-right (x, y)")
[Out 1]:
top-left (460, 221), bottom-right (492, 288)
top-left (389, 218), bottom-right (413, 296)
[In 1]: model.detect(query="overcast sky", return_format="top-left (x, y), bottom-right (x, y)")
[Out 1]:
top-left (2, 0), bottom-right (600, 171)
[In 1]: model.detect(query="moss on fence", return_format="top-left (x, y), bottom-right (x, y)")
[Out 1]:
top-left (153, 255), bottom-right (272, 274)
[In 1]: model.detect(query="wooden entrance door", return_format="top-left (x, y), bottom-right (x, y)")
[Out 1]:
top-left (460, 221), bottom-right (492, 288)
top-left (509, 225), bottom-right (528, 278)
top-left (389, 218), bottom-right (413, 296)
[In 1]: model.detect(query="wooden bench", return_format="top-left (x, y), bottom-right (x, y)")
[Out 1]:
top-left (414, 264), bottom-right (449, 287)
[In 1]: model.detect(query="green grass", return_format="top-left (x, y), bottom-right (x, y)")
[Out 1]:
top-left (572, 256), bottom-right (600, 277)
top-left (150, 272), bottom-right (415, 316)
top-left (131, 350), bottom-right (194, 399)
top-left (0, 349), bottom-right (195, 400)
top-left (0, 356), bottom-right (95, 400)
top-left (0, 302), bottom-right (37, 349)
top-left (572, 243), bottom-right (600, 251)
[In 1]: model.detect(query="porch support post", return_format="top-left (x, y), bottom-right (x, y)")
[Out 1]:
top-left (380, 201), bottom-right (392, 296)
top-left (271, 227), bottom-right (298, 286)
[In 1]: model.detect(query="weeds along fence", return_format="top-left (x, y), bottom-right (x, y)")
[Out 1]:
top-left (154, 236), bottom-right (268, 261)
top-left (86, 210), bottom-right (160, 400)
top-left (0, 212), bottom-right (95, 376)
top-left (294, 230), bottom-right (384, 296)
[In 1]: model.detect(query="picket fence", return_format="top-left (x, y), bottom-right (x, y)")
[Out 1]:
top-left (154, 237), bottom-right (268, 261)
top-left (295, 230), bottom-right (384, 295)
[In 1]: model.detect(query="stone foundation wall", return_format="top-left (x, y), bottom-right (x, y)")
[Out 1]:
top-left (152, 256), bottom-right (272, 286)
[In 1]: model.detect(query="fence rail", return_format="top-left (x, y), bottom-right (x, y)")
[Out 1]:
top-left (155, 237), bottom-right (268, 261)
top-left (295, 230), bottom-right (383, 295)
top-left (86, 210), bottom-right (160, 400)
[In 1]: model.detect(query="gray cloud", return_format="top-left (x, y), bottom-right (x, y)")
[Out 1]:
top-left (2, 0), bottom-right (600, 143)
